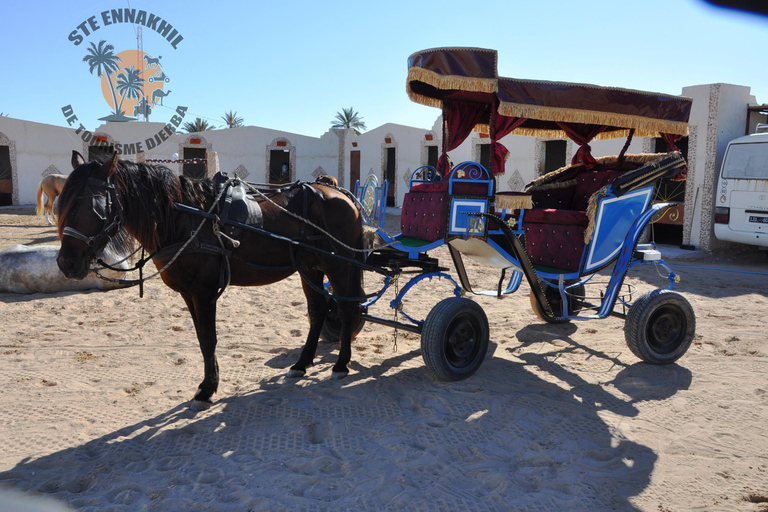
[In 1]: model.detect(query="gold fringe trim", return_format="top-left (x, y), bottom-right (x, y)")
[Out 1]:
top-left (528, 178), bottom-right (577, 193)
top-left (498, 102), bottom-right (689, 137)
top-left (496, 193), bottom-right (533, 210)
top-left (406, 66), bottom-right (498, 109)
top-left (583, 185), bottom-right (609, 244)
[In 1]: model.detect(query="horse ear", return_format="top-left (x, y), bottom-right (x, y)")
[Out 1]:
top-left (99, 152), bottom-right (119, 178)
top-left (71, 151), bottom-right (86, 169)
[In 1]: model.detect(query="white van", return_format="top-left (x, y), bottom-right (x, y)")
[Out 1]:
top-left (714, 129), bottom-right (768, 248)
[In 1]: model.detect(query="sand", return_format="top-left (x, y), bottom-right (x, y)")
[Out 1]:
top-left (0, 206), bottom-right (767, 511)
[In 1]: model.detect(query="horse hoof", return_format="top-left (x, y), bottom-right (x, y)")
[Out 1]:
top-left (286, 369), bottom-right (305, 379)
top-left (331, 371), bottom-right (348, 381)
top-left (189, 400), bottom-right (213, 412)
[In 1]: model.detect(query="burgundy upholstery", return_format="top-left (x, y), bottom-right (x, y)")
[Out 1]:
top-left (523, 212), bottom-right (587, 271)
top-left (400, 189), bottom-right (448, 242)
top-left (531, 186), bottom-right (575, 209)
top-left (523, 208), bottom-right (588, 226)
top-left (400, 169), bottom-right (493, 242)
top-left (516, 168), bottom-right (625, 271)
top-left (571, 170), bottom-right (623, 211)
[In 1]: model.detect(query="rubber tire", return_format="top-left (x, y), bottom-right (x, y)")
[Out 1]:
top-left (319, 298), bottom-right (366, 343)
top-left (529, 284), bottom-right (585, 324)
top-left (421, 297), bottom-right (490, 381)
top-left (624, 289), bottom-right (695, 364)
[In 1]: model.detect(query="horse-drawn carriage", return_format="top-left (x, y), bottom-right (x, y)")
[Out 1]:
top-left (56, 47), bottom-right (696, 406)
top-left (354, 47), bottom-right (695, 379)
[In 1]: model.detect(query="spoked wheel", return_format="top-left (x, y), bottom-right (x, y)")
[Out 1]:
top-left (421, 297), bottom-right (490, 381)
top-left (319, 297), bottom-right (366, 343)
top-left (624, 289), bottom-right (695, 364)
top-left (529, 283), bottom-right (585, 324)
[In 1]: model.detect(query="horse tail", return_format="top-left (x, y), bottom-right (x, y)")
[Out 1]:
top-left (35, 180), bottom-right (44, 216)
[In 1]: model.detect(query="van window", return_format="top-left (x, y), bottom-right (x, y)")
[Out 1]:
top-left (722, 142), bottom-right (768, 179)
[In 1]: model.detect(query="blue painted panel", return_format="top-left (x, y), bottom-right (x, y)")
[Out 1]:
top-left (449, 198), bottom-right (488, 236)
top-left (583, 187), bottom-right (653, 273)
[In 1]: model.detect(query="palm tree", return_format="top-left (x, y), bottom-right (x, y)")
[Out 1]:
top-left (332, 107), bottom-right (366, 135)
top-left (221, 110), bottom-right (244, 128)
top-left (82, 40), bottom-right (122, 118)
top-left (115, 66), bottom-right (145, 115)
top-left (182, 118), bottom-right (214, 133)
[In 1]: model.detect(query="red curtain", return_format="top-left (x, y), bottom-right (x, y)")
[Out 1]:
top-left (490, 113), bottom-right (526, 175)
top-left (556, 123), bottom-right (608, 168)
top-left (438, 100), bottom-right (488, 175)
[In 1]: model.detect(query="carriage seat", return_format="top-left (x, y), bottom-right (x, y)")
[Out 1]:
top-left (400, 163), bottom-right (493, 243)
top-left (504, 165), bottom-right (628, 271)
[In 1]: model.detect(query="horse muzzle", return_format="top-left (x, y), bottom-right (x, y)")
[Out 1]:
top-left (56, 250), bottom-right (91, 280)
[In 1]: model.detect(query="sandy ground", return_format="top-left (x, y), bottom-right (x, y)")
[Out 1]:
top-left (0, 206), bottom-right (767, 511)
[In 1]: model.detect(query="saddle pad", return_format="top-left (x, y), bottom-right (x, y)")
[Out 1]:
top-left (214, 173), bottom-right (263, 233)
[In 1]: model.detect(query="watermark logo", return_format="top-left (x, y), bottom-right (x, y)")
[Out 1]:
top-left (61, 8), bottom-right (189, 154)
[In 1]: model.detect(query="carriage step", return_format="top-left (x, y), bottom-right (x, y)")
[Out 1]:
top-left (634, 244), bottom-right (661, 261)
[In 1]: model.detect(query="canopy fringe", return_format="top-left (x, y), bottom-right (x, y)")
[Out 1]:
top-left (498, 103), bottom-right (689, 137)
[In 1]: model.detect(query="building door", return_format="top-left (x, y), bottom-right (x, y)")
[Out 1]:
top-left (0, 146), bottom-right (11, 206)
top-left (479, 144), bottom-right (491, 171)
top-left (543, 140), bottom-right (567, 174)
top-left (385, 147), bottom-right (396, 206)
top-left (183, 148), bottom-right (207, 180)
top-left (350, 150), bottom-right (361, 191)
top-left (427, 146), bottom-right (438, 168)
top-left (269, 149), bottom-right (291, 184)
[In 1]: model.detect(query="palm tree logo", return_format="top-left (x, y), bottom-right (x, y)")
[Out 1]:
top-left (115, 66), bottom-right (145, 116)
top-left (82, 40), bottom-right (130, 121)
top-left (83, 40), bottom-right (168, 122)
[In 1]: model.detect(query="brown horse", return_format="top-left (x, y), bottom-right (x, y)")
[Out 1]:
top-left (56, 151), bottom-right (365, 407)
top-left (36, 174), bottom-right (69, 225)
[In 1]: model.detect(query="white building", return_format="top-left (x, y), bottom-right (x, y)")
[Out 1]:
top-left (0, 82), bottom-right (760, 252)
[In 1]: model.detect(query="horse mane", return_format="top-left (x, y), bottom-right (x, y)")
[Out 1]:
top-left (58, 156), bottom-right (215, 252)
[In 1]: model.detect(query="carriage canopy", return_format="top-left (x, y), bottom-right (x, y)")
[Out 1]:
top-left (407, 47), bottom-right (692, 174)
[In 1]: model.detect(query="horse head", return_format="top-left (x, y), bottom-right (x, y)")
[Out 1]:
top-left (56, 151), bottom-right (123, 280)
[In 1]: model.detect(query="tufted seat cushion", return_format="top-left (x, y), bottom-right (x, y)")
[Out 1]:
top-left (400, 189), bottom-right (448, 242)
top-left (522, 209), bottom-right (588, 271)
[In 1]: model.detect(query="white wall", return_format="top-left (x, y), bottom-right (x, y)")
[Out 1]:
top-left (682, 83), bottom-right (754, 250)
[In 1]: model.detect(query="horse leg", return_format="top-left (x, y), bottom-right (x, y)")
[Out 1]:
top-left (45, 196), bottom-right (55, 226)
top-left (287, 270), bottom-right (327, 378)
top-left (328, 266), bottom-right (364, 379)
top-left (182, 294), bottom-right (220, 404)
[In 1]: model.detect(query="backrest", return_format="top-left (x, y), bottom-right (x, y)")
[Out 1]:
top-left (355, 174), bottom-right (388, 229)
top-left (409, 165), bottom-right (442, 188)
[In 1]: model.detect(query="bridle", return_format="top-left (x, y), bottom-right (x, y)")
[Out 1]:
top-left (62, 176), bottom-right (124, 261)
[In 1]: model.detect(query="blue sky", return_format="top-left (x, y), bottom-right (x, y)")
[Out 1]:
top-left (1, 0), bottom-right (766, 138)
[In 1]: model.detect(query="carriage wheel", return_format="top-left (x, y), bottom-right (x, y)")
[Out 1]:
top-left (529, 283), bottom-right (585, 324)
top-left (624, 289), bottom-right (695, 364)
top-left (319, 297), bottom-right (366, 343)
top-left (421, 297), bottom-right (489, 381)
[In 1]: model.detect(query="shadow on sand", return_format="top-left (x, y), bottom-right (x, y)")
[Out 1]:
top-left (0, 332), bottom-right (691, 511)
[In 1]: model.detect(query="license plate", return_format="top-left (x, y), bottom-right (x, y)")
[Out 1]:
top-left (749, 215), bottom-right (768, 224)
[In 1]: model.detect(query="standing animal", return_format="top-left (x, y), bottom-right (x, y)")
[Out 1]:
top-left (151, 89), bottom-right (171, 106)
top-left (35, 174), bottom-right (69, 225)
top-left (143, 54), bottom-right (162, 69)
top-left (56, 151), bottom-right (365, 408)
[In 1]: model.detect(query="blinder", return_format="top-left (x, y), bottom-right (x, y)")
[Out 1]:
top-left (62, 177), bottom-right (124, 260)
